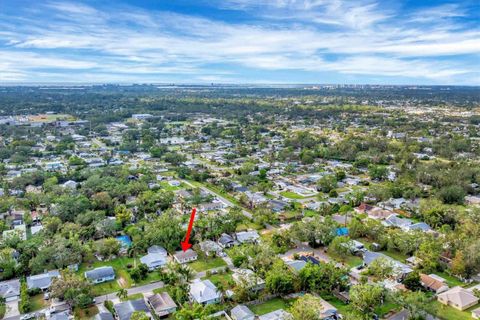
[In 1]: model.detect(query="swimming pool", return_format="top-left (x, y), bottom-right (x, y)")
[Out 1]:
top-left (116, 235), bottom-right (132, 248)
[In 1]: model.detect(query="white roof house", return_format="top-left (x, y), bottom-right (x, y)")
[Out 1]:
top-left (235, 231), bottom-right (260, 244)
top-left (258, 310), bottom-right (293, 320)
top-left (140, 249), bottom-right (168, 270)
top-left (189, 279), bottom-right (221, 305)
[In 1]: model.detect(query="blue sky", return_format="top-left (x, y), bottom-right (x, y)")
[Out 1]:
top-left (0, 0), bottom-right (479, 84)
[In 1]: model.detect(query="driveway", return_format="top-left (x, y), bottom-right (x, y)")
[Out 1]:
top-left (5, 300), bottom-right (20, 319)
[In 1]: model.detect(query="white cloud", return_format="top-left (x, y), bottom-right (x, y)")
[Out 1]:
top-left (0, 0), bottom-right (478, 84)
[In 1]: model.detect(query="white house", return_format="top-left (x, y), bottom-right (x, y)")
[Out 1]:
top-left (189, 279), bottom-right (221, 305)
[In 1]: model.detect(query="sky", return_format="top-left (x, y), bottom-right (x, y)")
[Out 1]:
top-left (0, 0), bottom-right (479, 85)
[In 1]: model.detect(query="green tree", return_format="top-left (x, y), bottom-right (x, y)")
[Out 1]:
top-left (349, 283), bottom-right (384, 317)
top-left (317, 174), bottom-right (337, 193)
top-left (402, 271), bottom-right (422, 291)
top-left (265, 260), bottom-right (298, 295)
top-left (290, 294), bottom-right (324, 320)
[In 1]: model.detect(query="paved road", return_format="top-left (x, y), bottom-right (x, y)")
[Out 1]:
top-left (4, 281), bottom-right (166, 320)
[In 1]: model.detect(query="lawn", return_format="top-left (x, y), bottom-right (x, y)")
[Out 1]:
top-left (29, 294), bottom-right (47, 312)
top-left (190, 257), bottom-right (227, 272)
top-left (122, 293), bottom-right (144, 301)
top-left (374, 300), bottom-right (400, 317)
top-left (78, 256), bottom-right (138, 295)
top-left (136, 270), bottom-right (164, 286)
top-left (427, 301), bottom-right (478, 320)
top-left (236, 222), bottom-right (263, 231)
top-left (304, 209), bottom-right (319, 217)
top-left (202, 271), bottom-right (235, 289)
top-left (74, 305), bottom-right (99, 320)
top-left (328, 251), bottom-right (363, 268)
top-left (280, 191), bottom-right (306, 199)
top-left (250, 298), bottom-right (291, 315)
top-left (433, 271), bottom-right (464, 288)
top-left (160, 181), bottom-right (184, 191)
top-left (324, 296), bottom-right (351, 315)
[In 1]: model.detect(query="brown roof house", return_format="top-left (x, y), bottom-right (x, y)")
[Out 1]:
top-left (420, 274), bottom-right (449, 294)
top-left (437, 287), bottom-right (478, 311)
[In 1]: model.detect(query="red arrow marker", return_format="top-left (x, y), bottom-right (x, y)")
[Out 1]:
top-left (181, 208), bottom-right (196, 252)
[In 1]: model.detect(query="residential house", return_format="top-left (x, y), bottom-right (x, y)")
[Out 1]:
top-left (189, 279), bottom-right (221, 305)
top-left (232, 268), bottom-right (265, 291)
top-left (140, 246), bottom-right (168, 271)
top-left (95, 313), bottom-right (114, 320)
top-left (230, 305), bottom-right (255, 320)
top-left (318, 297), bottom-right (339, 319)
top-left (258, 309), bottom-right (293, 320)
top-left (27, 270), bottom-right (60, 291)
top-left (85, 266), bottom-right (115, 284)
top-left (268, 199), bottom-right (289, 213)
top-left (383, 214), bottom-right (412, 229)
top-left (217, 233), bottom-right (236, 248)
top-left (114, 298), bottom-right (151, 320)
top-left (0, 278), bottom-right (20, 301)
top-left (472, 308), bottom-right (480, 319)
top-left (50, 311), bottom-right (72, 320)
top-left (199, 240), bottom-right (223, 257)
top-left (438, 287), bottom-right (478, 311)
top-left (363, 251), bottom-right (413, 280)
top-left (62, 180), bottom-right (78, 189)
top-left (356, 203), bottom-right (392, 220)
top-left (420, 274), bottom-right (449, 294)
top-left (147, 292), bottom-right (177, 318)
top-left (235, 231), bottom-right (260, 244)
top-left (173, 249), bottom-right (198, 264)
top-left (285, 260), bottom-right (307, 273)
top-left (198, 201), bottom-right (225, 212)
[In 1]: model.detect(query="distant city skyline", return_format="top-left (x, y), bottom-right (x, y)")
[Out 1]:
top-left (1, 0), bottom-right (479, 85)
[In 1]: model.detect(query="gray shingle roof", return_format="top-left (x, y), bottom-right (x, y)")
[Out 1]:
top-left (0, 279), bottom-right (20, 299)
top-left (26, 270), bottom-right (60, 290)
top-left (85, 266), bottom-right (115, 281)
top-left (114, 298), bottom-right (149, 320)
top-left (231, 305), bottom-right (254, 320)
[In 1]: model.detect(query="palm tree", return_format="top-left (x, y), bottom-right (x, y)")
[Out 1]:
top-left (116, 288), bottom-right (128, 300)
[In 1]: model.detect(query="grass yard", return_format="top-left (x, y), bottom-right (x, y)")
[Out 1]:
top-left (374, 300), bottom-right (401, 317)
top-left (324, 296), bottom-right (352, 315)
top-left (328, 251), bottom-right (363, 268)
top-left (160, 181), bottom-right (184, 191)
top-left (427, 301), bottom-right (478, 320)
top-left (78, 256), bottom-right (136, 295)
top-left (202, 271), bottom-right (235, 289)
top-left (74, 305), bottom-right (99, 320)
top-left (236, 221), bottom-right (263, 231)
top-left (29, 294), bottom-right (48, 312)
top-left (136, 270), bottom-right (164, 286)
top-left (381, 250), bottom-right (408, 263)
top-left (280, 191), bottom-right (306, 199)
top-left (190, 256), bottom-right (227, 272)
top-left (250, 298), bottom-right (291, 315)
top-left (304, 209), bottom-right (319, 217)
top-left (433, 271), bottom-right (465, 288)
top-left (121, 293), bottom-right (144, 301)
top-left (90, 280), bottom-right (121, 296)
